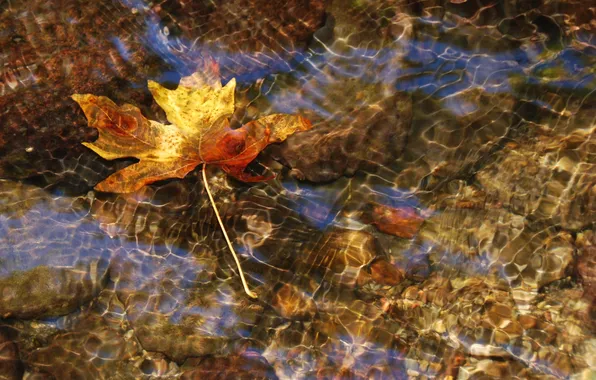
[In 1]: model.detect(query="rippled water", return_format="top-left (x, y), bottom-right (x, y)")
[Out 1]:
top-left (0, 0), bottom-right (595, 378)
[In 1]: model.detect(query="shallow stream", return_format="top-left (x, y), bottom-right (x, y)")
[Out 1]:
top-left (0, 0), bottom-right (594, 378)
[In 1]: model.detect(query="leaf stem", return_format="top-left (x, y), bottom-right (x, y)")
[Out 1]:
top-left (202, 164), bottom-right (258, 299)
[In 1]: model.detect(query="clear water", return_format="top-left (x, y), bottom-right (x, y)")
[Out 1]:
top-left (0, 0), bottom-right (594, 378)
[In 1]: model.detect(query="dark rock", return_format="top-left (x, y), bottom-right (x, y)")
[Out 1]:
top-left (137, 352), bottom-right (175, 377)
top-left (369, 259), bottom-right (405, 287)
top-left (143, 0), bottom-right (328, 78)
top-left (397, 90), bottom-right (518, 190)
top-left (273, 92), bottom-right (412, 183)
top-left (327, 0), bottom-right (408, 48)
top-left (0, 320), bottom-right (59, 363)
top-left (0, 0), bottom-right (167, 189)
top-left (181, 352), bottom-right (277, 380)
top-left (0, 327), bottom-right (23, 380)
top-left (199, 0), bottom-right (327, 78)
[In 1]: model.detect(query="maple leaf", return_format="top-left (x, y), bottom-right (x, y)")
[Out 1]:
top-left (72, 71), bottom-right (312, 193)
top-left (73, 67), bottom-right (313, 299)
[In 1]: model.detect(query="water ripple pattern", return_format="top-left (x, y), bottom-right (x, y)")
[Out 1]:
top-left (0, 0), bottom-right (594, 379)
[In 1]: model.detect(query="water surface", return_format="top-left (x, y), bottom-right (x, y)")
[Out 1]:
top-left (0, 0), bottom-right (594, 378)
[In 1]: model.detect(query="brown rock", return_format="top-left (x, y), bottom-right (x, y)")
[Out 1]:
top-left (369, 259), bottom-right (405, 286)
top-left (458, 358), bottom-right (543, 379)
top-left (274, 92), bottom-right (412, 183)
top-left (181, 353), bottom-right (277, 380)
top-left (0, 328), bottom-right (23, 380)
top-left (396, 89), bottom-right (517, 190)
top-left (27, 290), bottom-right (144, 379)
top-left (403, 286), bottom-right (422, 301)
top-left (304, 230), bottom-right (379, 286)
top-left (271, 284), bottom-right (317, 320)
top-left (0, 0), bottom-right (164, 188)
top-left (0, 263), bottom-right (108, 319)
top-left (576, 231), bottom-right (596, 299)
top-left (518, 315), bottom-right (537, 330)
top-left (200, 0), bottom-right (327, 75)
top-left (0, 181), bottom-right (109, 319)
top-left (0, 0), bottom-right (327, 190)
top-left (477, 127), bottom-right (596, 230)
top-left (146, 0), bottom-right (328, 78)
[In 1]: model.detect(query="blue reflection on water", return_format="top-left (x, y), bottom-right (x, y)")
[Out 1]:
top-left (0, 202), bottom-right (112, 275)
top-left (110, 37), bottom-right (131, 62)
top-left (115, 0), bottom-right (594, 132)
top-left (368, 186), bottom-right (424, 210)
top-left (120, 0), bottom-right (310, 83)
top-left (280, 181), bottom-right (341, 230)
top-left (266, 35), bottom-right (593, 119)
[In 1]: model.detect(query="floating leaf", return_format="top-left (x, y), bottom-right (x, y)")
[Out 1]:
top-left (73, 65), bottom-right (312, 299)
top-left (73, 71), bottom-right (311, 193)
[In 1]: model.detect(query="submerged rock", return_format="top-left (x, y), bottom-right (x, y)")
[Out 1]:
top-left (576, 230), bottom-right (596, 302)
top-left (25, 290), bottom-right (144, 379)
top-left (197, 0), bottom-right (327, 78)
top-left (0, 0), bottom-right (165, 190)
top-left (457, 358), bottom-right (544, 379)
top-left (0, 0), bottom-right (593, 377)
top-left (273, 91), bottom-right (412, 183)
top-left (271, 283), bottom-right (317, 320)
top-left (180, 352), bottom-right (277, 380)
top-left (0, 181), bottom-right (109, 319)
top-left (397, 89), bottom-right (518, 190)
top-left (403, 332), bottom-right (459, 378)
top-left (0, 327), bottom-right (23, 380)
top-left (414, 207), bottom-right (524, 279)
top-left (111, 255), bottom-right (263, 362)
top-left (263, 296), bottom-right (396, 379)
top-left (387, 274), bottom-right (593, 378)
top-left (369, 259), bottom-right (405, 287)
top-left (517, 286), bottom-right (593, 378)
top-left (476, 127), bottom-right (596, 230)
top-left (411, 204), bottom-right (575, 309)
top-left (301, 230), bottom-right (386, 287)
top-left (144, 0), bottom-right (327, 78)
top-left (0, 263), bottom-right (108, 319)
top-left (0, 0), bottom-right (328, 191)
top-left (367, 204), bottom-right (425, 239)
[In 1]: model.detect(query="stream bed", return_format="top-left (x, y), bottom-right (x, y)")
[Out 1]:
top-left (0, 0), bottom-right (595, 378)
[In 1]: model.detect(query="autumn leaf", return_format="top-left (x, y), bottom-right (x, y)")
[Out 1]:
top-left (73, 65), bottom-right (312, 299)
top-left (72, 70), bottom-right (312, 193)
top-left (369, 204), bottom-right (424, 239)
